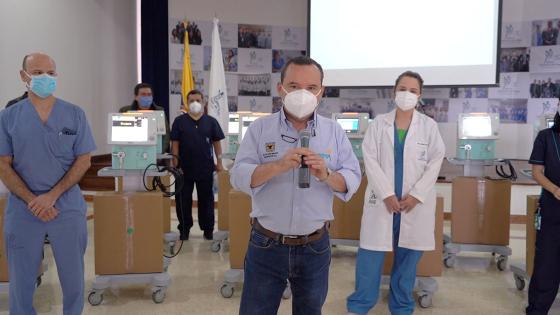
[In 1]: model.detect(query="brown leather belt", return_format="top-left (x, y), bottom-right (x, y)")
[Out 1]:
top-left (251, 218), bottom-right (327, 246)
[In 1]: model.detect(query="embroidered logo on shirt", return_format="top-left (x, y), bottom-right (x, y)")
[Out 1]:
top-left (368, 190), bottom-right (377, 205)
top-left (319, 149), bottom-right (333, 161)
top-left (265, 142), bottom-right (275, 153)
top-left (263, 142), bottom-right (278, 159)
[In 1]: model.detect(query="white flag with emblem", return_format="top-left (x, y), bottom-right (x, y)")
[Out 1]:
top-left (208, 17), bottom-right (229, 151)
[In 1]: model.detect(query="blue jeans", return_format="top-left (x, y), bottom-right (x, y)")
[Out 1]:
top-left (347, 214), bottom-right (423, 315)
top-left (239, 228), bottom-right (331, 315)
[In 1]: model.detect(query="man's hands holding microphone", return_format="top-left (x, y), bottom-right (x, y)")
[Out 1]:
top-left (277, 148), bottom-right (329, 181)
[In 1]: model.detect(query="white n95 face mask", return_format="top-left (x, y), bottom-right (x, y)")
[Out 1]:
top-left (282, 88), bottom-right (321, 120)
top-left (189, 101), bottom-right (203, 114)
top-left (395, 91), bottom-right (418, 111)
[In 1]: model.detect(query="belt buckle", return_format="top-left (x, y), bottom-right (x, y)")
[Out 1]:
top-left (281, 235), bottom-right (298, 244)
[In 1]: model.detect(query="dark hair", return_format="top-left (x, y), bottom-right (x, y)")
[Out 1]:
top-left (134, 83), bottom-right (153, 96)
top-left (280, 56), bottom-right (324, 83)
top-left (394, 71), bottom-right (424, 93)
top-left (186, 89), bottom-right (203, 101)
top-left (130, 83), bottom-right (154, 109)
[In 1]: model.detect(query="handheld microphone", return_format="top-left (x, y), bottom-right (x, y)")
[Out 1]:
top-left (298, 130), bottom-right (311, 188)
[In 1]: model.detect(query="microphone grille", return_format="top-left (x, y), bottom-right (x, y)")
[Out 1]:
top-left (299, 130), bottom-right (311, 139)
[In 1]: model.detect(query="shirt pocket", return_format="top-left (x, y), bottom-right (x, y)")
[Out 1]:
top-left (47, 132), bottom-right (76, 158)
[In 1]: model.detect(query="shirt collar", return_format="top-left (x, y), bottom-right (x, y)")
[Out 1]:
top-left (279, 107), bottom-right (318, 134)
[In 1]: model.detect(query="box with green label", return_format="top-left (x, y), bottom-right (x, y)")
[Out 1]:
top-left (93, 192), bottom-right (163, 275)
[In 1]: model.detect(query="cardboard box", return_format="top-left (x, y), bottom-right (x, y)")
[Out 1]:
top-left (228, 190), bottom-right (252, 269)
top-left (94, 192), bottom-right (164, 275)
top-left (162, 197), bottom-right (171, 233)
top-left (451, 177), bottom-right (511, 245)
top-left (0, 197), bottom-right (7, 282)
top-left (218, 171), bottom-right (232, 231)
top-left (330, 177), bottom-right (367, 240)
top-left (383, 196), bottom-right (444, 277)
top-left (117, 175), bottom-right (172, 234)
top-left (526, 195), bottom-right (539, 277)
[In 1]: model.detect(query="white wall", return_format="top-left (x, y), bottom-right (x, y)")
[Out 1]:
top-left (0, 0), bottom-right (137, 154)
top-left (522, 0), bottom-right (560, 20)
top-left (169, 0), bottom-right (307, 26)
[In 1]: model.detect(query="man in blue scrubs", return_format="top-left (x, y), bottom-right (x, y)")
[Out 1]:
top-left (0, 52), bottom-right (96, 315)
top-left (231, 56), bottom-right (362, 315)
top-left (171, 89), bottom-right (225, 240)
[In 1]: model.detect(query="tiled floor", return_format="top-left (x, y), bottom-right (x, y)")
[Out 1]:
top-left (1, 209), bottom-right (560, 315)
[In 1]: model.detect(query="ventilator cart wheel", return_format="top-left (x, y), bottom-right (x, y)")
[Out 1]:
top-left (497, 255), bottom-right (508, 271)
top-left (88, 291), bottom-right (104, 306)
top-left (220, 283), bottom-right (234, 298)
top-left (418, 293), bottom-right (433, 308)
top-left (211, 241), bottom-right (221, 252)
top-left (514, 274), bottom-right (526, 291)
top-left (152, 288), bottom-right (166, 304)
top-left (444, 256), bottom-right (456, 268)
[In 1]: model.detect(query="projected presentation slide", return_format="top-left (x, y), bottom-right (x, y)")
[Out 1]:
top-left (309, 0), bottom-right (501, 87)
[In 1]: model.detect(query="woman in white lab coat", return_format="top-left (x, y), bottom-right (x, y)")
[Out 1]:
top-left (346, 71), bottom-right (445, 315)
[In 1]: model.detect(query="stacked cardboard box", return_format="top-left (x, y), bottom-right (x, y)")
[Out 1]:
top-left (218, 171), bottom-right (232, 232)
top-left (116, 175), bottom-right (172, 233)
top-left (228, 190), bottom-right (252, 269)
top-left (330, 177), bottom-right (367, 240)
top-left (451, 177), bottom-right (511, 245)
top-left (94, 192), bottom-right (163, 275)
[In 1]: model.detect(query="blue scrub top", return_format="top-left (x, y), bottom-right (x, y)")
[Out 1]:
top-left (0, 98), bottom-right (97, 218)
top-left (530, 128), bottom-right (560, 223)
top-left (170, 114), bottom-right (225, 179)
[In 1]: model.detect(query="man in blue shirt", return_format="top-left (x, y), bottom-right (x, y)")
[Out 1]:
top-left (0, 52), bottom-right (96, 315)
top-left (231, 56), bottom-right (361, 315)
top-left (171, 90), bottom-right (225, 241)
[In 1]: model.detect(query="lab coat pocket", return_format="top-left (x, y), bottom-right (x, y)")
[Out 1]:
top-left (416, 142), bottom-right (428, 163)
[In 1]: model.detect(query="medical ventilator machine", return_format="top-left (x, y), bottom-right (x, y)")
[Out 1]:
top-left (444, 113), bottom-right (514, 270)
top-left (89, 111), bottom-right (180, 306)
top-left (332, 112), bottom-right (370, 160)
top-left (109, 111), bottom-right (166, 170)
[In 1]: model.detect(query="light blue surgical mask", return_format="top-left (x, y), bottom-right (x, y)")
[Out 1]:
top-left (25, 72), bottom-right (57, 98)
top-left (138, 96), bottom-right (153, 108)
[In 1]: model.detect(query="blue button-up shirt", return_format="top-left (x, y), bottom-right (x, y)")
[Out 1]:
top-left (230, 109), bottom-right (361, 235)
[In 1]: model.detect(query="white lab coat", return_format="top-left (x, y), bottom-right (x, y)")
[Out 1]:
top-left (360, 109), bottom-right (445, 251)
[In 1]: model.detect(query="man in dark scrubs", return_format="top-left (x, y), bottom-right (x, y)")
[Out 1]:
top-left (171, 89), bottom-right (225, 240)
